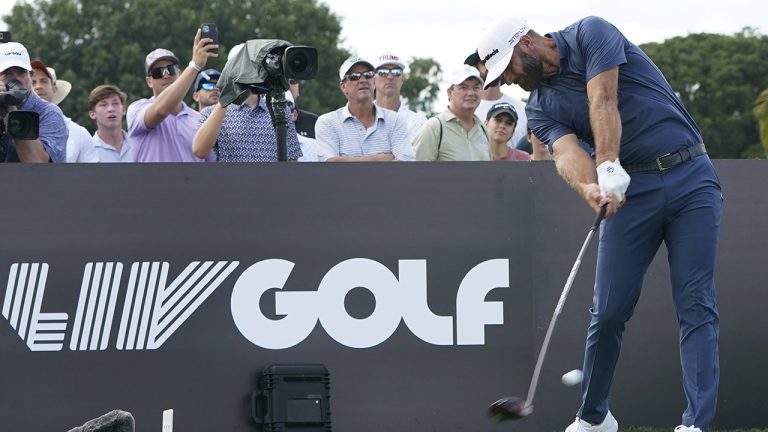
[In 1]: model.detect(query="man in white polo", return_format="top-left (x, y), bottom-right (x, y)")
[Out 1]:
top-left (315, 56), bottom-right (414, 162)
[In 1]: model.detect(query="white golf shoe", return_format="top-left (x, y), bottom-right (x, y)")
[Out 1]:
top-left (564, 410), bottom-right (618, 432)
top-left (674, 426), bottom-right (702, 432)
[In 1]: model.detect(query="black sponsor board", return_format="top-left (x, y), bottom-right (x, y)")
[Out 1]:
top-left (0, 161), bottom-right (764, 431)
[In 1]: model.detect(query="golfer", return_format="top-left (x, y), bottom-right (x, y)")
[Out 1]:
top-left (478, 16), bottom-right (722, 432)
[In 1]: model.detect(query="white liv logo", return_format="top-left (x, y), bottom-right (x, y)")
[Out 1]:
top-left (230, 258), bottom-right (509, 349)
top-left (2, 261), bottom-right (239, 351)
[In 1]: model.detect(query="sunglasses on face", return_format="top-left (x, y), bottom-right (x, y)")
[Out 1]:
top-left (199, 82), bottom-right (217, 91)
top-left (288, 79), bottom-right (299, 85)
top-left (344, 70), bottom-right (375, 81)
top-left (148, 64), bottom-right (179, 79)
top-left (375, 67), bottom-right (403, 78)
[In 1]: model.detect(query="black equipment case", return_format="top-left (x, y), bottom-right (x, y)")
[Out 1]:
top-left (252, 364), bottom-right (332, 431)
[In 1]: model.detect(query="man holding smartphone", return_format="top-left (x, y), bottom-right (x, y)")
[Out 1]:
top-left (126, 27), bottom-right (218, 162)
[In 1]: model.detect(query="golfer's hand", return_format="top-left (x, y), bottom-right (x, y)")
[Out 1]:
top-left (597, 159), bottom-right (630, 202)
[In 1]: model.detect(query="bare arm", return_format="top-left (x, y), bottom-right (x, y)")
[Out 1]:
top-left (585, 66), bottom-right (624, 215)
top-left (552, 134), bottom-right (601, 208)
top-left (143, 29), bottom-right (218, 129)
top-left (587, 67), bottom-right (621, 165)
top-left (13, 139), bottom-right (50, 162)
top-left (193, 104), bottom-right (226, 158)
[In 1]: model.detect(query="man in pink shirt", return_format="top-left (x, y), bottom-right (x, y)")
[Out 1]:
top-left (127, 29), bottom-right (218, 162)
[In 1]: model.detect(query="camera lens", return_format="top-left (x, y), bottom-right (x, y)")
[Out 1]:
top-left (288, 52), bottom-right (309, 74)
top-left (6, 111), bottom-right (39, 140)
top-left (283, 46), bottom-right (318, 80)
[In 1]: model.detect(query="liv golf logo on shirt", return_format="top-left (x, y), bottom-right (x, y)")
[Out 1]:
top-left (1, 258), bottom-right (510, 352)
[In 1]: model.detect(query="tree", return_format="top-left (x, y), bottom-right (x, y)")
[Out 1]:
top-left (753, 89), bottom-right (768, 157)
top-left (401, 57), bottom-right (442, 117)
top-left (3, 0), bottom-right (350, 131)
top-left (640, 29), bottom-right (768, 158)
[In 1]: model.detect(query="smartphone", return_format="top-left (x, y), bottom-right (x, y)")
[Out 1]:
top-left (200, 23), bottom-right (218, 54)
top-left (0, 32), bottom-right (11, 43)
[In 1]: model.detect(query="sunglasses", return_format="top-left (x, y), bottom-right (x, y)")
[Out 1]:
top-left (288, 78), bottom-right (299, 85)
top-left (148, 64), bottom-right (179, 79)
top-left (199, 82), bottom-right (217, 91)
top-left (344, 70), bottom-right (375, 81)
top-left (375, 67), bottom-right (404, 78)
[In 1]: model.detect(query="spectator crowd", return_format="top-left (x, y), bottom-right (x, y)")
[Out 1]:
top-left (0, 28), bottom-right (554, 164)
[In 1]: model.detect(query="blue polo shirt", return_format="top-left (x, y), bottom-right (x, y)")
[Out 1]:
top-left (526, 16), bottom-right (703, 164)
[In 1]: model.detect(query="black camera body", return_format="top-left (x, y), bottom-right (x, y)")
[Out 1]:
top-left (0, 79), bottom-right (40, 140)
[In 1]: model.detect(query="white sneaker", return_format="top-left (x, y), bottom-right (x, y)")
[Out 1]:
top-left (674, 426), bottom-right (702, 432)
top-left (564, 410), bottom-right (618, 432)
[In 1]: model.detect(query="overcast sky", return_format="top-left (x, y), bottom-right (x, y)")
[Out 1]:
top-left (321, 0), bottom-right (764, 102)
top-left (1, 0), bottom-right (764, 103)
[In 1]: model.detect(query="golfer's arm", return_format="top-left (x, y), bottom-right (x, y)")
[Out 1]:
top-left (587, 67), bottom-right (621, 165)
top-left (552, 134), bottom-right (597, 200)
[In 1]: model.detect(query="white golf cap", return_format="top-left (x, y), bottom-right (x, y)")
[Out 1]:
top-left (477, 17), bottom-right (530, 90)
top-left (0, 42), bottom-right (32, 73)
top-left (447, 64), bottom-right (483, 86)
top-left (338, 55), bottom-right (374, 80)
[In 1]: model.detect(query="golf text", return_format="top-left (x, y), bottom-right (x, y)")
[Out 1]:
top-left (2, 259), bottom-right (509, 352)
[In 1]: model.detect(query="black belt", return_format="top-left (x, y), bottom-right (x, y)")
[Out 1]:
top-left (623, 144), bottom-right (707, 174)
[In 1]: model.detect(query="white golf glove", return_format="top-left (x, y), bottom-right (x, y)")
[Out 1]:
top-left (596, 159), bottom-right (631, 202)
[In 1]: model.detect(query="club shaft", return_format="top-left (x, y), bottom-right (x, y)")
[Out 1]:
top-left (524, 207), bottom-right (605, 407)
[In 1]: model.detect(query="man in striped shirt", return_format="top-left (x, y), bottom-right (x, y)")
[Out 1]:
top-left (315, 56), bottom-right (415, 162)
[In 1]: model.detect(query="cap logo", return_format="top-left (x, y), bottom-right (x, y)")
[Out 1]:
top-left (379, 54), bottom-right (400, 62)
top-left (507, 26), bottom-right (528, 46)
top-left (4, 52), bottom-right (24, 57)
top-left (482, 48), bottom-right (499, 64)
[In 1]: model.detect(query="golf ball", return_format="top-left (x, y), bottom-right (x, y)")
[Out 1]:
top-left (561, 369), bottom-right (583, 387)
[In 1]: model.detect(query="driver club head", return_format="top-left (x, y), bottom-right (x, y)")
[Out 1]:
top-left (488, 396), bottom-right (534, 422)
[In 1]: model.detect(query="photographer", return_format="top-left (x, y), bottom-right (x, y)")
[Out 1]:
top-left (192, 44), bottom-right (302, 162)
top-left (0, 42), bottom-right (67, 163)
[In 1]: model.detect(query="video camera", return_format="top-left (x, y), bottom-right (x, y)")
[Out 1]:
top-left (246, 45), bottom-right (318, 96)
top-left (263, 46), bottom-right (318, 89)
top-left (0, 78), bottom-right (39, 140)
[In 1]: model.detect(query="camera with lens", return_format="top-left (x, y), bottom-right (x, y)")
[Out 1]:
top-left (0, 78), bottom-right (39, 140)
top-left (261, 45), bottom-right (318, 93)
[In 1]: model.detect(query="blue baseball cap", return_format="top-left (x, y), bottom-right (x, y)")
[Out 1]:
top-left (194, 68), bottom-right (221, 91)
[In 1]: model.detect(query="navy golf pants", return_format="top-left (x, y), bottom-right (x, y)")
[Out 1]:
top-left (577, 155), bottom-right (722, 431)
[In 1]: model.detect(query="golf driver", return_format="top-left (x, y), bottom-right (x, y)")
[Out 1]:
top-left (489, 206), bottom-right (606, 422)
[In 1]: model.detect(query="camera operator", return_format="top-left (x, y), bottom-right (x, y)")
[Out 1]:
top-left (192, 44), bottom-right (302, 162)
top-left (0, 42), bottom-right (67, 163)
